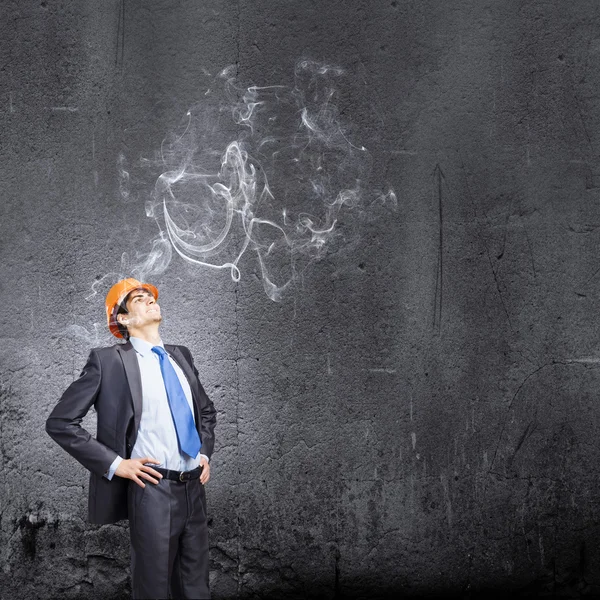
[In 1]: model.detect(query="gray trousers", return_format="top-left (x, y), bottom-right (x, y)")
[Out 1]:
top-left (128, 476), bottom-right (210, 599)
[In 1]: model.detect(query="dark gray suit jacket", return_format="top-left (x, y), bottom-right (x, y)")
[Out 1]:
top-left (45, 342), bottom-right (217, 524)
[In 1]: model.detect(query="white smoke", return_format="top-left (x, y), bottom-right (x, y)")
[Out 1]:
top-left (138, 59), bottom-right (396, 301)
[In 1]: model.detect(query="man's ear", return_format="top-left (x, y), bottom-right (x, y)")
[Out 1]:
top-left (117, 313), bottom-right (128, 325)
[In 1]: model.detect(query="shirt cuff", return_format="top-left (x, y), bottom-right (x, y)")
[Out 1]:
top-left (104, 456), bottom-right (123, 480)
top-left (200, 453), bottom-right (210, 464)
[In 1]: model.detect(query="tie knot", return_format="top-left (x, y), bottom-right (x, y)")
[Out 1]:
top-left (151, 346), bottom-right (167, 358)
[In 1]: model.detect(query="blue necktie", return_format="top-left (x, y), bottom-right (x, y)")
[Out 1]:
top-left (151, 346), bottom-right (201, 458)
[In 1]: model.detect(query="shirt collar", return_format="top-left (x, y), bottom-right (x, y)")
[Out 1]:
top-left (130, 336), bottom-right (164, 358)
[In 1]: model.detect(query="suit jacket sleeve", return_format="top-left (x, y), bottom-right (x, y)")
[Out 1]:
top-left (182, 346), bottom-right (217, 460)
top-left (45, 349), bottom-right (118, 477)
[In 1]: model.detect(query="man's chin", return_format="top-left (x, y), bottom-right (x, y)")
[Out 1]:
top-left (140, 313), bottom-right (162, 325)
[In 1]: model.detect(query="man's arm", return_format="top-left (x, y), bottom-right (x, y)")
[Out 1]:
top-left (182, 346), bottom-right (217, 460)
top-left (45, 349), bottom-right (118, 478)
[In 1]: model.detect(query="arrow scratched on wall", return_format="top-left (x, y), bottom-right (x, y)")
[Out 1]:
top-left (432, 163), bottom-right (444, 334)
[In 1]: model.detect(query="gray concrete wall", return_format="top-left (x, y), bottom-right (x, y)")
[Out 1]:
top-left (2, 1), bottom-right (600, 598)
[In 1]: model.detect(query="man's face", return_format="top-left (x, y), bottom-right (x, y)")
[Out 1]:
top-left (118, 288), bottom-right (161, 330)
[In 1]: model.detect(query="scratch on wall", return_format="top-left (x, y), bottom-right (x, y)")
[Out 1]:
top-left (432, 163), bottom-right (444, 335)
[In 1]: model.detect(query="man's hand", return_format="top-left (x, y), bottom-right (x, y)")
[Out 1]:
top-left (115, 456), bottom-right (163, 488)
top-left (200, 455), bottom-right (210, 485)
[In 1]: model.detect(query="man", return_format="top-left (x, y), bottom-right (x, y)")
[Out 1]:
top-left (46, 277), bottom-right (216, 599)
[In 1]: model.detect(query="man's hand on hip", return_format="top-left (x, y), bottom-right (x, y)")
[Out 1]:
top-left (200, 455), bottom-right (210, 485)
top-left (115, 457), bottom-right (163, 488)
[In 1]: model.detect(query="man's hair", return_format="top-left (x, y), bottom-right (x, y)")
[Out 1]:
top-left (116, 295), bottom-right (131, 341)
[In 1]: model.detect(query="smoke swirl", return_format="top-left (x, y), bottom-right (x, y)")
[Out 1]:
top-left (140, 59), bottom-right (396, 301)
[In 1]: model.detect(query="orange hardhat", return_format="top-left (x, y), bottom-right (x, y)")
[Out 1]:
top-left (105, 278), bottom-right (159, 339)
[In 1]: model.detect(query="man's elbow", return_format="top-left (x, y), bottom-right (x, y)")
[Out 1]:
top-left (45, 416), bottom-right (64, 441)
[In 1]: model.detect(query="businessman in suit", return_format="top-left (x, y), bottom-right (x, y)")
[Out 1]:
top-left (46, 278), bottom-right (217, 599)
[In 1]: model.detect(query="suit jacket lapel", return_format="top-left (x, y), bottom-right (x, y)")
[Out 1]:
top-left (116, 342), bottom-right (143, 441)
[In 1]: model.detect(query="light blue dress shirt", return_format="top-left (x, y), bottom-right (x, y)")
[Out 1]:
top-left (105, 337), bottom-right (208, 480)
